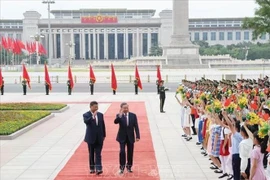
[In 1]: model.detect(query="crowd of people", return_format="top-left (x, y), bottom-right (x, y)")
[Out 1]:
top-left (175, 76), bottom-right (270, 180)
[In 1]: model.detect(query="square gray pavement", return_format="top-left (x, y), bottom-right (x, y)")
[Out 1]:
top-left (0, 93), bottom-right (219, 180)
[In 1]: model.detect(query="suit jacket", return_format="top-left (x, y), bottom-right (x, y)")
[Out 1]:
top-left (114, 112), bottom-right (140, 143)
top-left (83, 111), bottom-right (106, 144)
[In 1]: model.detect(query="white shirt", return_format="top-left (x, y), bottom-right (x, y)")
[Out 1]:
top-left (239, 138), bottom-right (253, 173)
top-left (91, 112), bottom-right (98, 126)
top-left (220, 127), bottom-right (231, 141)
top-left (125, 112), bottom-right (129, 126)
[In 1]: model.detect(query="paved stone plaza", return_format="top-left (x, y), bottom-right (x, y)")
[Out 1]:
top-left (0, 93), bottom-right (221, 180)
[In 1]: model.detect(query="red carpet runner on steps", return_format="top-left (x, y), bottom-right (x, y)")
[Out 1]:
top-left (55, 102), bottom-right (160, 180)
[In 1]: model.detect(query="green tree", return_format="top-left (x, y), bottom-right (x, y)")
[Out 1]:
top-left (149, 45), bottom-right (163, 56)
top-left (242, 0), bottom-right (270, 40)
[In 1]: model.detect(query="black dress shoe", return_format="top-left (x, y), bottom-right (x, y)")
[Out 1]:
top-left (119, 170), bottom-right (124, 174)
top-left (96, 170), bottom-right (103, 175)
top-left (127, 169), bottom-right (133, 173)
top-left (214, 169), bottom-right (223, 174)
top-left (90, 170), bottom-right (95, 174)
top-left (227, 175), bottom-right (233, 180)
top-left (160, 111), bottom-right (165, 113)
top-left (210, 165), bottom-right (218, 170)
top-left (219, 173), bottom-right (228, 178)
top-left (186, 137), bottom-right (192, 141)
top-left (196, 142), bottom-right (201, 145)
top-left (182, 134), bottom-right (187, 137)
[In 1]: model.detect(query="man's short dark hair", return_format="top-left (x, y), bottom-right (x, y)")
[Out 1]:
top-left (90, 101), bottom-right (98, 107)
top-left (120, 102), bottom-right (128, 108)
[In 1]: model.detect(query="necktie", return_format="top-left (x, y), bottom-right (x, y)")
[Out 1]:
top-left (125, 113), bottom-right (128, 126)
top-left (93, 113), bottom-right (98, 126)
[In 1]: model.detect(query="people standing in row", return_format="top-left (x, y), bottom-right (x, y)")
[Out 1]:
top-left (0, 77), bottom-right (4, 95)
top-left (89, 79), bottom-right (94, 95)
top-left (67, 80), bottom-right (72, 95)
top-left (134, 79), bottom-right (138, 95)
top-left (45, 82), bottom-right (50, 95)
top-left (159, 80), bottom-right (169, 113)
top-left (156, 80), bottom-right (160, 94)
top-left (22, 79), bottom-right (27, 95)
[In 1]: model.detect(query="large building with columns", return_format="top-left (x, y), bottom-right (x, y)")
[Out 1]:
top-left (0, 8), bottom-right (269, 61)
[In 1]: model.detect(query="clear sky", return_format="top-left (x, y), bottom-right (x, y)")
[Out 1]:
top-left (0, 0), bottom-right (257, 19)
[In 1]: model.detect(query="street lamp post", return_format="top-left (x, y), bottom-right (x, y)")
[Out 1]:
top-left (242, 46), bottom-right (250, 60)
top-left (42, 0), bottom-right (55, 67)
top-left (30, 33), bottom-right (44, 65)
top-left (66, 41), bottom-right (75, 65)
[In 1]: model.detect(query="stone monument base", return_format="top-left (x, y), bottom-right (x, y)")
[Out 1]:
top-left (163, 44), bottom-right (201, 65)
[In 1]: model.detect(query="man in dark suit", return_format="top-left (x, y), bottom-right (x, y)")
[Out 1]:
top-left (114, 102), bottom-right (140, 174)
top-left (159, 80), bottom-right (169, 113)
top-left (83, 101), bottom-right (106, 175)
top-left (1, 77), bottom-right (4, 95)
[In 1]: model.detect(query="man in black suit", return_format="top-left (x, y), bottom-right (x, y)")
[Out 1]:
top-left (114, 102), bottom-right (140, 174)
top-left (159, 80), bottom-right (169, 113)
top-left (83, 101), bottom-right (106, 175)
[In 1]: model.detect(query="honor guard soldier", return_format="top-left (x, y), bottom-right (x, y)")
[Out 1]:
top-left (1, 77), bottom-right (4, 95)
top-left (159, 80), bottom-right (169, 113)
top-left (67, 80), bottom-right (72, 95)
top-left (22, 79), bottom-right (27, 95)
top-left (45, 82), bottom-right (50, 95)
top-left (134, 79), bottom-right (138, 95)
top-left (89, 79), bottom-right (94, 95)
top-left (156, 80), bottom-right (160, 94)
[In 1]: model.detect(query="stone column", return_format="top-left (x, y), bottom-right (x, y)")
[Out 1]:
top-left (89, 33), bottom-right (91, 59)
top-left (147, 28), bottom-right (151, 55)
top-left (170, 0), bottom-right (191, 45)
top-left (125, 29), bottom-right (129, 58)
top-left (93, 30), bottom-right (96, 59)
top-left (104, 29), bottom-right (108, 59)
top-left (132, 33), bottom-right (136, 57)
top-left (114, 29), bottom-right (118, 59)
top-left (97, 33), bottom-right (100, 60)
top-left (82, 31), bottom-right (85, 59)
top-left (60, 30), bottom-right (64, 59)
top-left (53, 33), bottom-right (57, 58)
top-left (136, 28), bottom-right (139, 57)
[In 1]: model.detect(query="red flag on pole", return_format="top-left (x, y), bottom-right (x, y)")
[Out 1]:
top-left (135, 65), bottom-right (142, 90)
top-left (0, 68), bottom-right (3, 88)
top-left (89, 65), bottom-right (96, 83)
top-left (44, 63), bottom-right (52, 90)
top-left (68, 65), bottom-right (74, 89)
top-left (22, 64), bottom-right (31, 89)
top-left (111, 63), bottom-right (117, 91)
top-left (157, 65), bottom-right (162, 82)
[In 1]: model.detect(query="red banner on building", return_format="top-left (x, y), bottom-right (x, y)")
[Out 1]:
top-left (81, 15), bottom-right (118, 24)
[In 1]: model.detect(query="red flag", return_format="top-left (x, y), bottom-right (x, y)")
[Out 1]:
top-left (1, 37), bottom-right (7, 50)
top-left (68, 65), bottom-right (74, 89)
top-left (22, 64), bottom-right (31, 89)
top-left (135, 65), bottom-right (142, 90)
top-left (44, 63), bottom-right (52, 90)
top-left (13, 40), bottom-right (22, 55)
top-left (7, 37), bottom-right (14, 51)
top-left (111, 64), bottom-right (117, 91)
top-left (89, 65), bottom-right (96, 83)
top-left (0, 68), bottom-right (3, 88)
top-left (157, 65), bottom-right (162, 82)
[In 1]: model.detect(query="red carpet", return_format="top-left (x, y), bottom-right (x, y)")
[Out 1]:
top-left (55, 102), bottom-right (159, 180)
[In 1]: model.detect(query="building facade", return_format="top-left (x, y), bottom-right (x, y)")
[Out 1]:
top-left (0, 8), bottom-right (269, 61)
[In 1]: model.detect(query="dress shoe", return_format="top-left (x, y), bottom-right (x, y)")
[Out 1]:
top-left (96, 170), bottom-right (103, 175)
top-left (210, 165), bottom-right (218, 170)
top-left (186, 137), bottom-right (192, 141)
top-left (119, 170), bottom-right (124, 174)
top-left (227, 174), bottom-right (233, 180)
top-left (219, 173), bottom-right (228, 178)
top-left (160, 111), bottom-right (165, 113)
top-left (90, 170), bottom-right (95, 174)
top-left (127, 169), bottom-right (133, 173)
top-left (196, 142), bottom-right (201, 145)
top-left (182, 134), bottom-right (187, 137)
top-left (214, 169), bottom-right (223, 174)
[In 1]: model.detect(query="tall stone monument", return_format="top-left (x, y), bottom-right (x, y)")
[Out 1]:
top-left (163, 0), bottom-right (200, 65)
